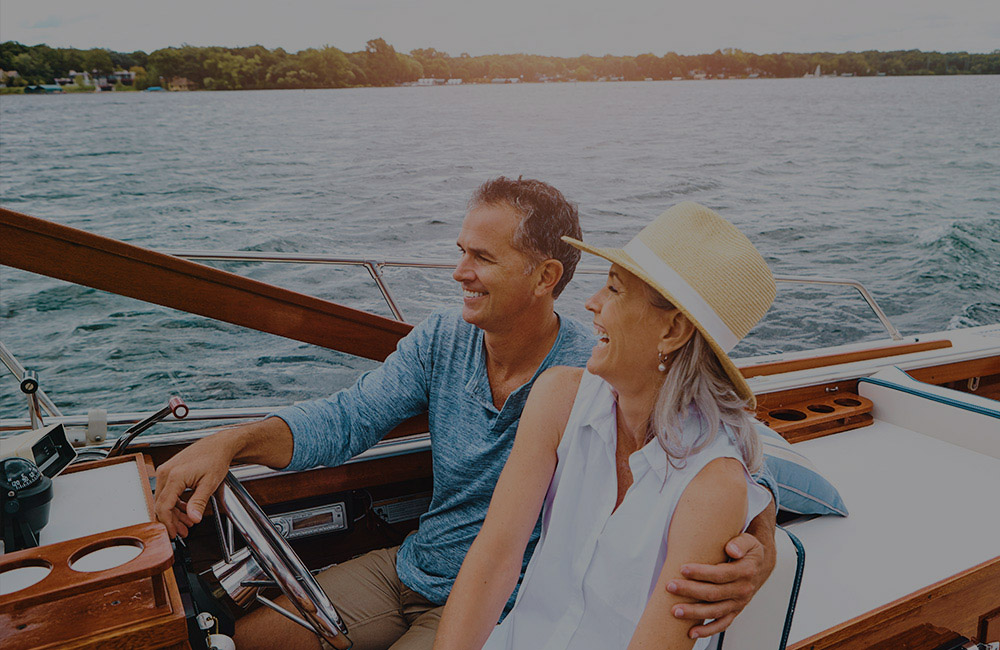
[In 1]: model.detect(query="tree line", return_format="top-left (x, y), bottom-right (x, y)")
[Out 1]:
top-left (2, 39), bottom-right (998, 89)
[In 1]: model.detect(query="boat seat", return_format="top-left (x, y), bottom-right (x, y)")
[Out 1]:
top-left (859, 366), bottom-right (1000, 459)
top-left (710, 526), bottom-right (805, 650)
top-left (781, 391), bottom-right (1000, 644)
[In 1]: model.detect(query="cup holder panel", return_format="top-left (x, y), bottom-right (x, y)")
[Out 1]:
top-left (0, 559), bottom-right (53, 595)
top-left (768, 409), bottom-right (808, 421)
top-left (70, 538), bottom-right (145, 573)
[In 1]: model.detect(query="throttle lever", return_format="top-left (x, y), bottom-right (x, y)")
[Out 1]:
top-left (107, 396), bottom-right (189, 458)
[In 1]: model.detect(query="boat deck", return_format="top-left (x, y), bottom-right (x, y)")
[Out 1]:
top-left (784, 376), bottom-right (1000, 645)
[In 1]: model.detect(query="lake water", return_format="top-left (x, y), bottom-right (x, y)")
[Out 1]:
top-left (1, 76), bottom-right (998, 419)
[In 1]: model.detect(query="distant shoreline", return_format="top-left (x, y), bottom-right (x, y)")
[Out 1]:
top-left (2, 40), bottom-right (997, 93)
top-left (3, 73), bottom-right (995, 96)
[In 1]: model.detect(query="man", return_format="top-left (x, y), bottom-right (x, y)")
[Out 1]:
top-left (154, 177), bottom-right (776, 650)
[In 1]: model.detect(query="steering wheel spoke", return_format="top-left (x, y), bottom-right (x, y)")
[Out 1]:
top-left (211, 471), bottom-right (353, 649)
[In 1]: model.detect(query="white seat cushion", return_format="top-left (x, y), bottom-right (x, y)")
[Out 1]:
top-left (784, 421), bottom-right (1000, 644)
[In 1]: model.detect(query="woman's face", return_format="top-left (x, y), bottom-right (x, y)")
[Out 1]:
top-left (584, 264), bottom-right (671, 388)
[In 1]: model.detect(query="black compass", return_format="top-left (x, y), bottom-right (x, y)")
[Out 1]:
top-left (1, 456), bottom-right (54, 552)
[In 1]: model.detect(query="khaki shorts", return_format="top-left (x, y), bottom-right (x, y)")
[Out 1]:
top-left (316, 546), bottom-right (443, 650)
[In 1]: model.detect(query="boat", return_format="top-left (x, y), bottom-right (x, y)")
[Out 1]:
top-left (1, 206), bottom-right (998, 649)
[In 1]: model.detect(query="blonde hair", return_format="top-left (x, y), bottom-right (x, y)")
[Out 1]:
top-left (645, 287), bottom-right (762, 474)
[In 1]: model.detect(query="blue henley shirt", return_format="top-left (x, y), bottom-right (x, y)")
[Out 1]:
top-left (273, 307), bottom-right (595, 607)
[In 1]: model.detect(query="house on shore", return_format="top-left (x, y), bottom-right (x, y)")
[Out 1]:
top-left (0, 69), bottom-right (20, 87)
top-left (24, 84), bottom-right (65, 94)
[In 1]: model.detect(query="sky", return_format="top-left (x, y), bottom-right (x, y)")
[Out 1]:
top-left (2, 0), bottom-right (998, 56)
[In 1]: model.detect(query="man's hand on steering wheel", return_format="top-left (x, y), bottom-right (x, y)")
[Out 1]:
top-left (154, 430), bottom-right (242, 538)
top-left (154, 418), bottom-right (295, 538)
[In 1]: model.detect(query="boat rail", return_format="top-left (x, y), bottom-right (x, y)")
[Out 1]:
top-left (0, 340), bottom-right (63, 418)
top-left (163, 250), bottom-right (904, 340)
top-left (1, 250), bottom-right (902, 437)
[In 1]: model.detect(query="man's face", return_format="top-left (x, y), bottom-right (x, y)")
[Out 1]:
top-left (453, 202), bottom-right (540, 332)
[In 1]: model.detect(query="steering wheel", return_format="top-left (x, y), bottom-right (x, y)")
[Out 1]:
top-left (209, 472), bottom-right (353, 649)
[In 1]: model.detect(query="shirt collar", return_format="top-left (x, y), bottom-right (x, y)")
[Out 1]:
top-left (579, 373), bottom-right (617, 445)
top-left (639, 437), bottom-right (669, 482)
top-left (465, 312), bottom-right (571, 415)
top-left (583, 386), bottom-right (715, 483)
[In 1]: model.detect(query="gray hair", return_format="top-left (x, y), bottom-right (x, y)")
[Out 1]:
top-left (645, 288), bottom-right (763, 474)
top-left (469, 176), bottom-right (581, 298)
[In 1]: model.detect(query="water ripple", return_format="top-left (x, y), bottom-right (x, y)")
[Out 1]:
top-left (1, 77), bottom-right (998, 416)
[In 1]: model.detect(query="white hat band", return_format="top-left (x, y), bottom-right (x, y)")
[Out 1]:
top-left (623, 238), bottom-right (740, 352)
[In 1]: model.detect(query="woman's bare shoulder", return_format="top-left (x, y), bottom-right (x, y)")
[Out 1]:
top-left (523, 366), bottom-right (585, 436)
top-left (534, 365), bottom-right (585, 394)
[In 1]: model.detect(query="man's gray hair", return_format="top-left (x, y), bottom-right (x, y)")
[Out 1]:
top-left (469, 176), bottom-right (582, 298)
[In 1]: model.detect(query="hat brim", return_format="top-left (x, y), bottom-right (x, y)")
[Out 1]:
top-left (563, 236), bottom-right (756, 409)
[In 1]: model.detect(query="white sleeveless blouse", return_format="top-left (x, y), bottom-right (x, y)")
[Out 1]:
top-left (483, 371), bottom-right (772, 650)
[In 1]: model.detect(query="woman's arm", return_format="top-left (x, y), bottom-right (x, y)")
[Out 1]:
top-left (627, 457), bottom-right (749, 649)
top-left (668, 501), bottom-right (776, 637)
top-left (433, 367), bottom-right (582, 650)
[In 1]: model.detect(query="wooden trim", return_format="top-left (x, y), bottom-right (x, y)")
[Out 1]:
top-left (60, 452), bottom-right (144, 477)
top-left (981, 606), bottom-right (1000, 643)
top-left (2, 573), bottom-right (189, 650)
top-left (907, 355), bottom-right (1000, 386)
top-left (0, 521), bottom-right (173, 612)
top-left (61, 453), bottom-right (156, 520)
top-left (740, 340), bottom-right (953, 378)
top-left (242, 451), bottom-right (433, 506)
top-left (0, 207), bottom-right (412, 361)
top-left (789, 555), bottom-right (1000, 649)
top-left (756, 392), bottom-right (873, 442)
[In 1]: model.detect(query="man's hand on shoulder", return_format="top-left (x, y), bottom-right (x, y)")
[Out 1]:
top-left (665, 502), bottom-right (777, 638)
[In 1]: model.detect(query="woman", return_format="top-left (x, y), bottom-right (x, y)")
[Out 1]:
top-left (432, 201), bottom-right (776, 650)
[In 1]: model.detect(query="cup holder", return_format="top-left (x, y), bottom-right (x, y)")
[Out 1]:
top-left (0, 559), bottom-right (52, 595)
top-left (834, 398), bottom-right (862, 407)
top-left (70, 538), bottom-right (144, 573)
top-left (807, 404), bottom-right (835, 413)
top-left (768, 409), bottom-right (807, 421)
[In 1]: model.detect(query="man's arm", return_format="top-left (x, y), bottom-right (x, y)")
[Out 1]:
top-left (274, 314), bottom-right (436, 472)
top-left (154, 417), bottom-right (294, 538)
top-left (154, 312), bottom-right (440, 537)
top-left (666, 501), bottom-right (777, 639)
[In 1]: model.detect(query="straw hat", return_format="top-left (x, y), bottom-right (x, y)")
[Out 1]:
top-left (563, 201), bottom-right (775, 408)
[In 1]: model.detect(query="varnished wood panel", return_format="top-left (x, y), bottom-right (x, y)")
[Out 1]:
top-left (908, 355), bottom-right (1000, 390)
top-left (0, 574), bottom-right (188, 650)
top-left (756, 381), bottom-right (861, 412)
top-left (0, 522), bottom-right (173, 611)
top-left (0, 207), bottom-right (412, 361)
top-left (756, 392), bottom-right (873, 442)
top-left (241, 450), bottom-right (433, 506)
top-left (740, 340), bottom-right (953, 378)
top-left (981, 607), bottom-right (1000, 644)
top-left (864, 624), bottom-right (969, 650)
top-left (0, 454), bottom-right (188, 650)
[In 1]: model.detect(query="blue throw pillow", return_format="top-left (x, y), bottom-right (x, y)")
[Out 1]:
top-left (755, 422), bottom-right (848, 517)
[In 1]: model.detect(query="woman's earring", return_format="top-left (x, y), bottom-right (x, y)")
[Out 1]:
top-left (657, 351), bottom-right (668, 372)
